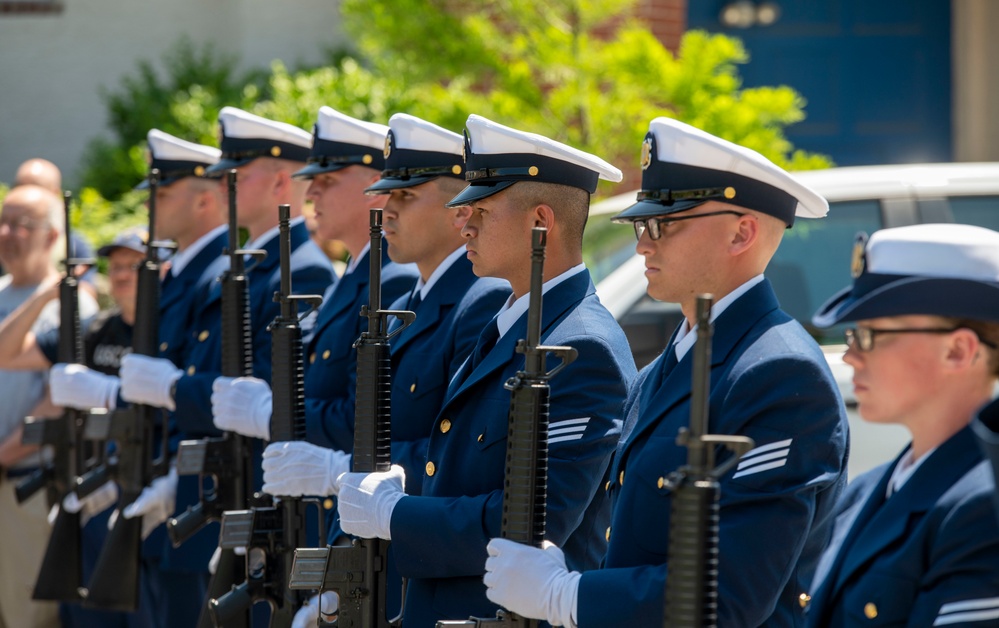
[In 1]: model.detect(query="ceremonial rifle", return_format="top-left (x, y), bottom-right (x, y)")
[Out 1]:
top-left (78, 169), bottom-right (172, 611)
top-left (17, 190), bottom-right (96, 602)
top-left (209, 204), bottom-right (323, 627)
top-left (168, 169), bottom-right (266, 628)
top-left (661, 295), bottom-right (754, 628)
top-left (436, 226), bottom-right (577, 628)
top-left (286, 207), bottom-right (415, 627)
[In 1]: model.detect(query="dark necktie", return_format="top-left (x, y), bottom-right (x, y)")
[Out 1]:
top-left (408, 288), bottom-right (422, 312)
top-left (468, 320), bottom-right (501, 372)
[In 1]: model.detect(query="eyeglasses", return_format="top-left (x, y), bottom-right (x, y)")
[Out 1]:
top-left (845, 326), bottom-right (962, 352)
top-left (632, 210), bottom-right (745, 241)
top-left (0, 217), bottom-right (50, 234)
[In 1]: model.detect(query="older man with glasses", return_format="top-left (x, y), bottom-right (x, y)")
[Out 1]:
top-left (0, 184), bottom-right (98, 628)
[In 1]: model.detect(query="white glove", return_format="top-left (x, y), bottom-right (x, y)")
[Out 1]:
top-left (335, 465), bottom-right (406, 540)
top-left (291, 591), bottom-right (339, 628)
top-left (211, 376), bottom-right (272, 440)
top-left (119, 354), bottom-right (182, 411)
top-left (484, 538), bottom-right (580, 628)
top-left (50, 364), bottom-right (120, 411)
top-left (59, 480), bottom-right (119, 527)
top-left (120, 467), bottom-right (178, 539)
top-left (262, 442), bottom-right (351, 497)
top-left (208, 545), bottom-right (247, 575)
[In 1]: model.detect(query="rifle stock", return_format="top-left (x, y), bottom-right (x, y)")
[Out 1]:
top-left (661, 295), bottom-right (754, 628)
top-left (210, 204), bottom-right (323, 627)
top-left (436, 227), bottom-right (576, 628)
top-left (83, 169), bottom-right (171, 611)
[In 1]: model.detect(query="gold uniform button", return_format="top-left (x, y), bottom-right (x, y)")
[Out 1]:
top-left (310, 353), bottom-right (316, 364)
top-left (798, 593), bottom-right (811, 609)
top-left (605, 481), bottom-right (610, 492)
top-left (657, 476), bottom-right (665, 489)
top-left (187, 366), bottom-right (196, 376)
top-left (864, 603), bottom-right (877, 619)
top-left (322, 350), bottom-right (331, 360)
top-left (440, 419), bottom-right (451, 434)
top-left (619, 470), bottom-right (625, 485)
top-left (410, 383), bottom-right (416, 393)
top-left (605, 526), bottom-right (611, 541)
top-left (159, 342), bottom-right (168, 352)
top-left (198, 330), bottom-right (209, 342)
top-left (323, 498), bottom-right (334, 510)
top-left (425, 461), bottom-right (436, 477)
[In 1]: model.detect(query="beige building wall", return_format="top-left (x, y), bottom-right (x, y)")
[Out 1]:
top-left (953, 0), bottom-right (999, 162)
top-left (0, 0), bottom-right (345, 187)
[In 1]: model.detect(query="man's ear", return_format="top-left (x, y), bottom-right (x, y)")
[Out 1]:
top-left (945, 328), bottom-right (984, 372)
top-left (729, 213), bottom-right (760, 257)
top-left (531, 203), bottom-right (556, 232)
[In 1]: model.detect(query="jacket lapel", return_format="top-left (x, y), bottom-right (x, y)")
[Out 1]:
top-left (618, 280), bottom-right (782, 458)
top-left (445, 270), bottom-right (593, 403)
top-left (828, 426), bottom-right (983, 595)
top-left (392, 257), bottom-right (475, 355)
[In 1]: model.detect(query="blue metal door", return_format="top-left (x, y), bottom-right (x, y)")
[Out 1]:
top-left (686, 0), bottom-right (952, 165)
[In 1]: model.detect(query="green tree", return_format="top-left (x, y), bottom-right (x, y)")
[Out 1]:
top-left (79, 37), bottom-right (265, 199)
top-left (71, 1), bottom-right (830, 250)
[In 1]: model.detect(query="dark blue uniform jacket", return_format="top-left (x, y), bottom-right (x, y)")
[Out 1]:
top-left (389, 269), bottom-right (636, 627)
top-left (577, 279), bottom-right (848, 627)
top-left (807, 425), bottom-right (999, 627)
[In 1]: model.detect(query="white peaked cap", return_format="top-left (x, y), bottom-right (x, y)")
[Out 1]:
top-left (649, 117), bottom-right (827, 219)
top-left (316, 106), bottom-right (390, 150)
top-left (388, 113), bottom-right (464, 153)
top-left (147, 129), bottom-right (221, 162)
top-left (219, 106), bottom-right (312, 146)
top-left (466, 114), bottom-right (622, 183)
top-left (812, 223), bottom-right (999, 327)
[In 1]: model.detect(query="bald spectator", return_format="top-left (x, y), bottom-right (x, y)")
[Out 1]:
top-left (0, 184), bottom-right (98, 627)
top-left (13, 158), bottom-right (99, 299)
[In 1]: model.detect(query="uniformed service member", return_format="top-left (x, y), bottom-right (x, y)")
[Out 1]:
top-left (805, 224), bottom-right (999, 626)
top-left (50, 129), bottom-right (235, 627)
top-left (333, 114), bottom-right (637, 626)
top-left (258, 113), bottom-right (511, 624)
top-left (210, 106), bottom-right (417, 452)
top-left (484, 117), bottom-right (849, 627)
top-left (118, 108), bottom-right (335, 436)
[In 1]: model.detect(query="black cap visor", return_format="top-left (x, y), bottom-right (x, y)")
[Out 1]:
top-left (445, 180), bottom-right (518, 207)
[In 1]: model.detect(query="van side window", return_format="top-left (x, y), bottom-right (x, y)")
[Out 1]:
top-left (948, 196), bottom-right (999, 231)
top-left (770, 200), bottom-right (883, 345)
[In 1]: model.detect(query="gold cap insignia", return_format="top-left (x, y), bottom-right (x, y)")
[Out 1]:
top-left (528, 166), bottom-right (539, 177)
top-left (194, 165), bottom-right (206, 177)
top-left (384, 134), bottom-right (392, 159)
top-left (451, 164), bottom-right (462, 175)
top-left (850, 232), bottom-right (869, 278)
top-left (362, 154), bottom-right (373, 165)
top-left (640, 137), bottom-right (653, 170)
top-left (270, 146), bottom-right (282, 157)
top-left (724, 186), bottom-right (736, 199)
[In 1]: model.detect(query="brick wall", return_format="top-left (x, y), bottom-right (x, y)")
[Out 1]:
top-left (638, 0), bottom-right (687, 52)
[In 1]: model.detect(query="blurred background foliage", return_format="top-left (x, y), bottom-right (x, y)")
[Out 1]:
top-left (2, 0), bottom-right (831, 252)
